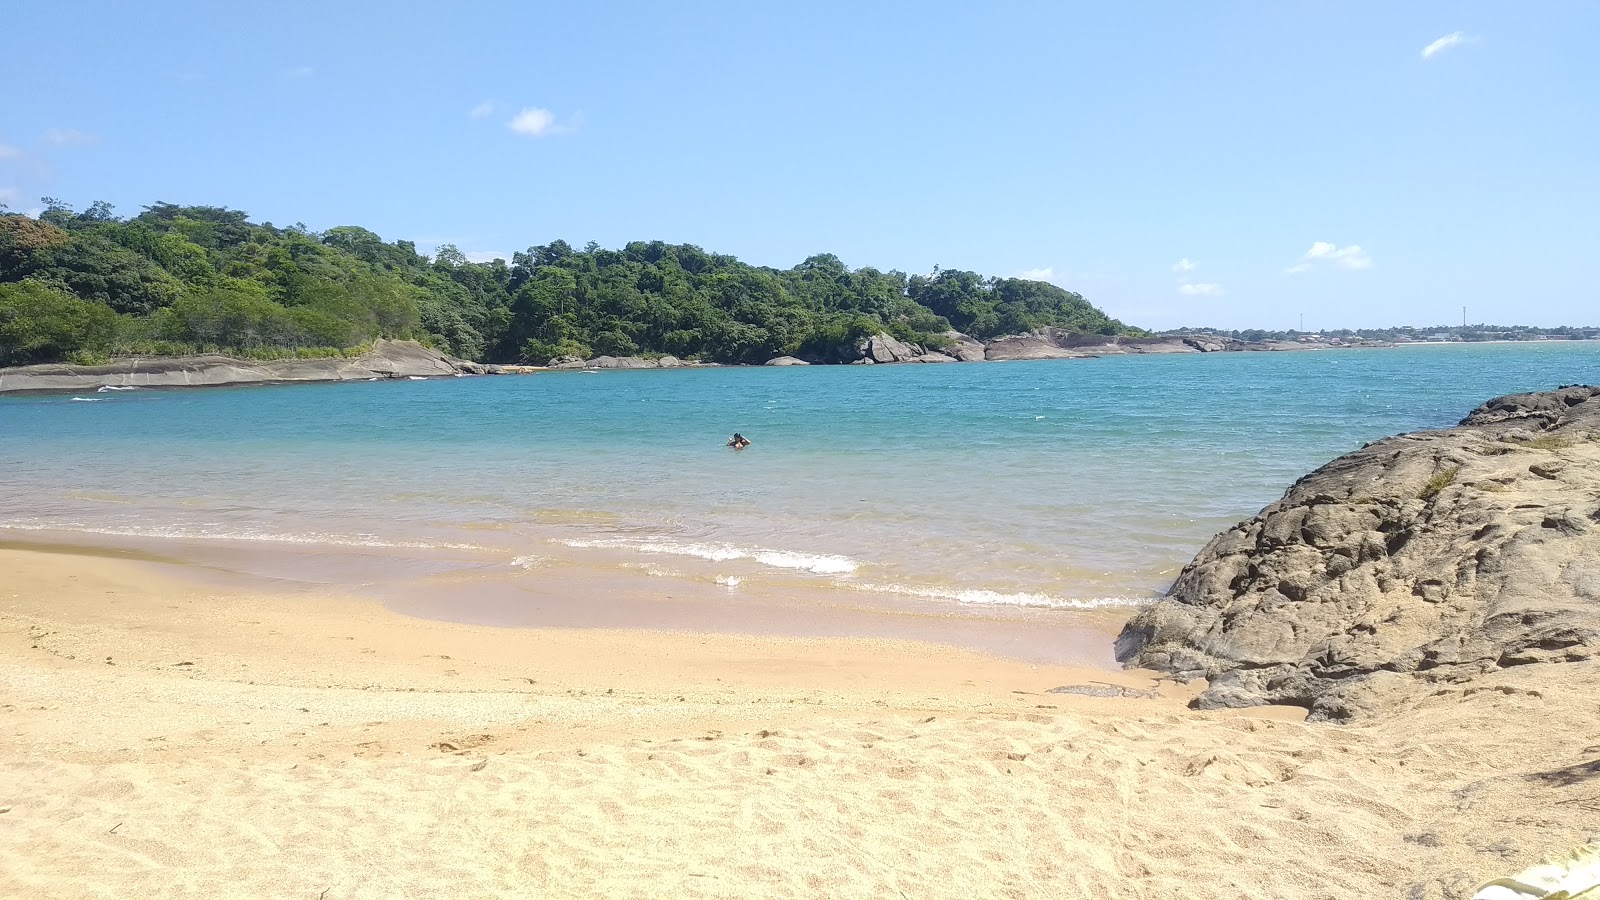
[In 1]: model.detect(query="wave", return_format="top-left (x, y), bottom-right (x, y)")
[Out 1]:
top-left (559, 537), bottom-right (859, 575)
top-left (0, 520), bottom-right (482, 551)
top-left (69, 397), bottom-right (104, 402)
top-left (96, 385), bottom-right (138, 392)
top-left (852, 581), bottom-right (1154, 610)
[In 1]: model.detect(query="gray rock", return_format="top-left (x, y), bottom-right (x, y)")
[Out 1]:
top-left (908, 352), bottom-right (958, 363)
top-left (585, 356), bottom-right (658, 369)
top-left (547, 355), bottom-right (587, 369)
top-left (982, 332), bottom-right (1098, 361)
top-left (765, 356), bottom-right (811, 366)
top-left (0, 339), bottom-right (483, 394)
top-left (944, 332), bottom-right (988, 362)
top-left (857, 333), bottom-right (921, 364)
top-left (1117, 385), bottom-right (1600, 721)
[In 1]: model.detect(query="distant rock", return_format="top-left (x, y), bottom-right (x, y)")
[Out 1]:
top-left (0, 339), bottom-right (484, 394)
top-left (858, 333), bottom-right (921, 364)
top-left (1182, 336), bottom-right (1232, 353)
top-left (765, 356), bottom-right (810, 366)
top-left (1117, 385), bottom-right (1600, 721)
top-left (548, 355), bottom-right (587, 369)
top-left (908, 351), bottom-right (958, 363)
top-left (944, 332), bottom-right (987, 362)
top-left (982, 329), bottom-right (1100, 361)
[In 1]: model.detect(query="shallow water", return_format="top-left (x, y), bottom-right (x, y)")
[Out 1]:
top-left (3, 342), bottom-right (1598, 638)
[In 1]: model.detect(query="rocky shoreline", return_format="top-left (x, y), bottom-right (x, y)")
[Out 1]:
top-left (0, 339), bottom-right (490, 395)
top-left (546, 328), bottom-right (1390, 370)
top-left (0, 328), bottom-right (1393, 392)
top-left (1117, 384), bottom-right (1600, 722)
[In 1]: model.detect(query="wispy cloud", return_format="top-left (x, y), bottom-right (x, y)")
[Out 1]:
top-left (1172, 257), bottom-right (1195, 274)
top-left (43, 128), bottom-right (95, 146)
top-left (508, 107), bottom-right (579, 137)
top-left (463, 249), bottom-right (511, 263)
top-left (1421, 31), bottom-right (1474, 60)
top-left (0, 144), bottom-right (21, 161)
top-left (285, 65), bottom-right (315, 78)
top-left (0, 187), bottom-right (18, 207)
top-left (1287, 241), bottom-right (1373, 274)
top-left (1178, 282), bottom-right (1224, 297)
top-left (1016, 266), bottom-right (1059, 283)
top-left (469, 100), bottom-right (496, 119)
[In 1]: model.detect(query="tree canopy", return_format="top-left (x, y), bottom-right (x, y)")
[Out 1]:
top-left (0, 199), bottom-right (1141, 366)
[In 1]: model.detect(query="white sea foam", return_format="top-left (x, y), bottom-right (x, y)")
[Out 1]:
top-left (853, 581), bottom-right (1153, 610)
top-left (96, 385), bottom-right (138, 392)
top-left (0, 520), bottom-right (481, 551)
top-left (716, 575), bottom-right (742, 587)
top-left (509, 554), bottom-right (545, 569)
top-left (560, 537), bottom-right (859, 575)
top-left (69, 397), bottom-right (104, 402)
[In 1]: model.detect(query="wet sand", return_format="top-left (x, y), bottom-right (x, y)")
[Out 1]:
top-left (3, 543), bottom-right (1599, 898)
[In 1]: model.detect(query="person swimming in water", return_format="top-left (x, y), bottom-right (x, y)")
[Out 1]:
top-left (728, 433), bottom-right (750, 450)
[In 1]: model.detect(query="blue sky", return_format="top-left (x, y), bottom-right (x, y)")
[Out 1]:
top-left (2, 1), bottom-right (1595, 330)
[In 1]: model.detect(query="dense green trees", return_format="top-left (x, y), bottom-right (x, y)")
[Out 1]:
top-left (0, 200), bottom-right (1140, 366)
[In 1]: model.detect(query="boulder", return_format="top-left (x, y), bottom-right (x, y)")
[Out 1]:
top-left (656, 355), bottom-right (685, 368)
top-left (585, 356), bottom-right (658, 369)
top-left (857, 333), bottom-right (921, 364)
top-left (908, 351), bottom-right (958, 363)
top-left (1117, 385), bottom-right (1600, 722)
top-left (765, 356), bottom-right (810, 366)
top-left (1182, 337), bottom-right (1231, 353)
top-left (547, 355), bottom-right (587, 369)
top-left (944, 332), bottom-right (988, 362)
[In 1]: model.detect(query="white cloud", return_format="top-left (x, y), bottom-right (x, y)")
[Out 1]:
top-left (1287, 241), bottom-right (1372, 273)
top-left (0, 187), bottom-right (18, 207)
top-left (1172, 257), bottom-right (1195, 274)
top-left (469, 101), bottom-right (495, 119)
top-left (0, 144), bottom-right (21, 160)
top-left (1421, 31), bottom-right (1474, 60)
top-left (43, 128), bottom-right (94, 146)
top-left (463, 249), bottom-right (511, 263)
top-left (285, 65), bottom-right (315, 78)
top-left (509, 107), bottom-right (557, 136)
top-left (1016, 266), bottom-right (1058, 283)
top-left (1178, 282), bottom-right (1224, 296)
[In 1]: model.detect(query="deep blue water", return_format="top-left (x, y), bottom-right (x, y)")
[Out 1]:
top-left (3, 342), bottom-right (1598, 611)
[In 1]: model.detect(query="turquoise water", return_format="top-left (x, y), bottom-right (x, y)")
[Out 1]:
top-left (3, 342), bottom-right (1598, 619)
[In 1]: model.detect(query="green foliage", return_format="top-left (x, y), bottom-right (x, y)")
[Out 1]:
top-left (0, 280), bottom-right (117, 366)
top-left (0, 202), bottom-right (1141, 366)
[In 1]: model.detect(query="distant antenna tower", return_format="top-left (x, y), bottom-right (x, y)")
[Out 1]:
top-left (1299, 313), bottom-right (1304, 331)
top-left (1463, 306), bottom-right (1467, 328)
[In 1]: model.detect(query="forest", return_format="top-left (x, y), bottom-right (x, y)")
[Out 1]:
top-left (0, 200), bottom-right (1140, 367)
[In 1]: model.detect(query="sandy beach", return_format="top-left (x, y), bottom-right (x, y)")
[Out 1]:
top-left (0, 543), bottom-right (1595, 899)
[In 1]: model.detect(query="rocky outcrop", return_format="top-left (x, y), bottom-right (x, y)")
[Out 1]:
top-left (982, 327), bottom-right (1103, 361)
top-left (945, 332), bottom-right (987, 362)
top-left (0, 339), bottom-right (485, 394)
top-left (1117, 385), bottom-right (1600, 722)
top-left (765, 356), bottom-right (810, 366)
top-left (857, 333), bottom-right (921, 364)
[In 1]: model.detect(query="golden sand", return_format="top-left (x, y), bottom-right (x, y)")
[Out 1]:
top-left (1, 546), bottom-right (1596, 898)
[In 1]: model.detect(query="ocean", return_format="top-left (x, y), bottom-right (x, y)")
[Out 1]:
top-left (4, 342), bottom-right (1598, 661)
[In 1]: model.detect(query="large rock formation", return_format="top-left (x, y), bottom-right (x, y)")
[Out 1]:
top-left (1117, 385), bottom-right (1600, 721)
top-left (0, 339), bottom-right (485, 394)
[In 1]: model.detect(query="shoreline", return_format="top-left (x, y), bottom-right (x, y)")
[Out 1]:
top-left (0, 530), bottom-right (1135, 668)
top-left (4, 543), bottom-right (1597, 897)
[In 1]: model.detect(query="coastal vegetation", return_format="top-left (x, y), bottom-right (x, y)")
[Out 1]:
top-left (0, 200), bottom-right (1139, 367)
